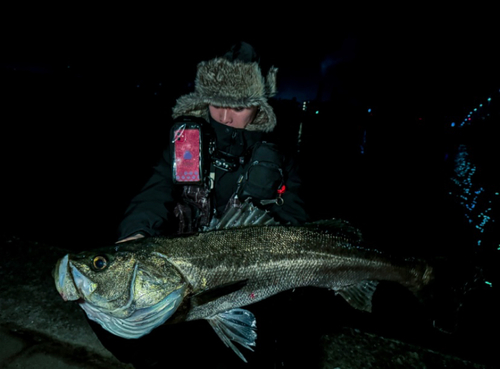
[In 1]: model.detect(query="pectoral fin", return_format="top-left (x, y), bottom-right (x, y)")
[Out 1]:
top-left (206, 308), bottom-right (257, 363)
top-left (336, 280), bottom-right (379, 312)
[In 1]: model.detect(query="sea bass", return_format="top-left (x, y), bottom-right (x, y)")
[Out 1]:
top-left (53, 219), bottom-right (434, 361)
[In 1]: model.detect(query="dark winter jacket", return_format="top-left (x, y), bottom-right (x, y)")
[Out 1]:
top-left (117, 117), bottom-right (308, 240)
top-left (117, 42), bottom-right (308, 240)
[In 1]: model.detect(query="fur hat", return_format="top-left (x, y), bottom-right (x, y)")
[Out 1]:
top-left (172, 45), bottom-right (278, 132)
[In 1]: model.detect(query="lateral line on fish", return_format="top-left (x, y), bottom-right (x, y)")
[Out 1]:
top-left (54, 218), bottom-right (440, 364)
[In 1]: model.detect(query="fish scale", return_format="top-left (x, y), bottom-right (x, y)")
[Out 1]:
top-left (54, 219), bottom-right (434, 362)
top-left (138, 226), bottom-right (432, 321)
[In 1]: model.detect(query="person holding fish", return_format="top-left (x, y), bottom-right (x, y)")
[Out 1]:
top-left (54, 41), bottom-right (470, 369)
top-left (117, 41), bottom-right (309, 243)
top-left (81, 41), bottom-right (312, 368)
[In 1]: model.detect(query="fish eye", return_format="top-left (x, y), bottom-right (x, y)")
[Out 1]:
top-left (92, 256), bottom-right (108, 271)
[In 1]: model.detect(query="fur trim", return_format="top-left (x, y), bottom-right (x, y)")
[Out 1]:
top-left (172, 58), bottom-right (278, 132)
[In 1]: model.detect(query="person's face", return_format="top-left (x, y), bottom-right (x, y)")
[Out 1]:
top-left (209, 105), bottom-right (258, 129)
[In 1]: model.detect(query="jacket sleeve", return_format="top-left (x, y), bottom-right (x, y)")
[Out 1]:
top-left (269, 155), bottom-right (309, 225)
top-left (117, 149), bottom-right (176, 240)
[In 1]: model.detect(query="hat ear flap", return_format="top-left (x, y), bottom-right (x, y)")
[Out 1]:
top-left (265, 67), bottom-right (278, 98)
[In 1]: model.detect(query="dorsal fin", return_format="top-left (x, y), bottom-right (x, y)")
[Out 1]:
top-left (205, 197), bottom-right (280, 231)
top-left (303, 218), bottom-right (364, 244)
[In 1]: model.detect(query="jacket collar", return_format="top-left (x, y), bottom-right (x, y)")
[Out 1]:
top-left (209, 116), bottom-right (264, 156)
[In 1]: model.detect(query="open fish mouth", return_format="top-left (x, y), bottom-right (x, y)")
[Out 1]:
top-left (54, 253), bottom-right (139, 314)
top-left (54, 255), bottom-right (79, 301)
top-left (54, 253), bottom-right (186, 338)
top-left (79, 285), bottom-right (186, 339)
top-left (54, 254), bottom-right (113, 304)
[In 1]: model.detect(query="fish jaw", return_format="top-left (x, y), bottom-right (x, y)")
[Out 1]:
top-left (54, 254), bottom-right (80, 301)
top-left (80, 285), bottom-right (187, 339)
top-left (54, 250), bottom-right (189, 337)
top-left (69, 263), bottom-right (98, 300)
top-left (54, 254), bottom-right (100, 302)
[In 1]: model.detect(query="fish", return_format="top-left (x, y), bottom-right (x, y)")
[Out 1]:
top-left (53, 213), bottom-right (436, 362)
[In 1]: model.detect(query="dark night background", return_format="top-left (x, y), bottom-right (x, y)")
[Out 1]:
top-left (2, 13), bottom-right (499, 251)
top-left (2, 8), bottom-right (500, 367)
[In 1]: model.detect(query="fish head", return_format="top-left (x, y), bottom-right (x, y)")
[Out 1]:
top-left (54, 242), bottom-right (188, 338)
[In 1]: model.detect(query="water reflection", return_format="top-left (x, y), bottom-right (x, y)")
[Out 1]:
top-left (450, 144), bottom-right (497, 247)
top-left (446, 89), bottom-right (500, 296)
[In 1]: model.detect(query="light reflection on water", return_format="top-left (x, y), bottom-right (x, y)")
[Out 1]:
top-left (447, 89), bottom-right (500, 294)
top-left (450, 144), bottom-right (497, 247)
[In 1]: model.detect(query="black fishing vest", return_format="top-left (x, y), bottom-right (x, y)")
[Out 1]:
top-left (171, 116), bottom-right (285, 234)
